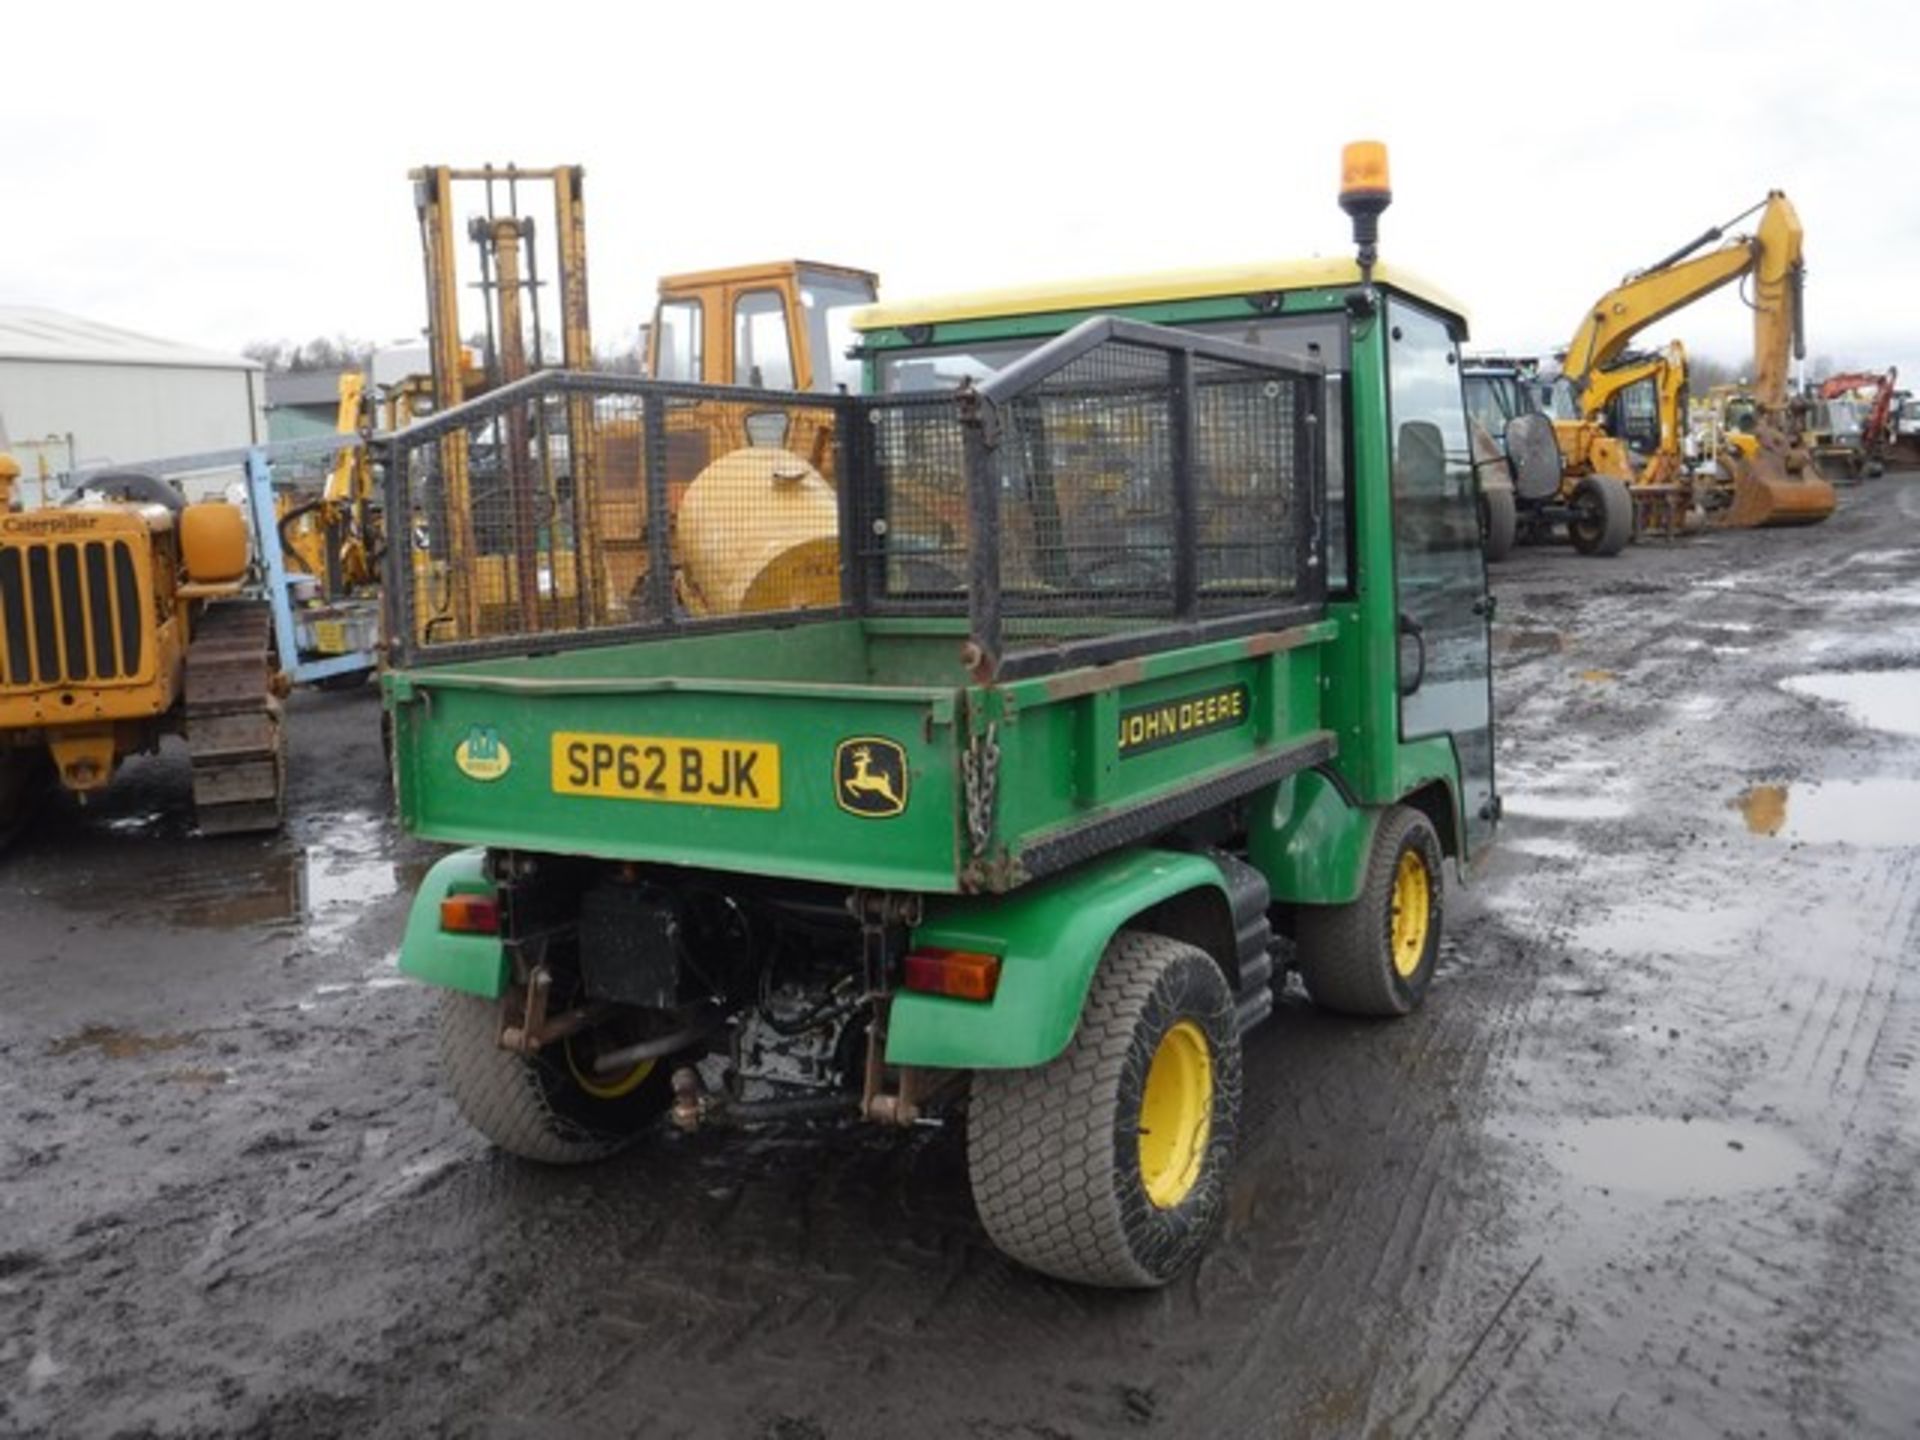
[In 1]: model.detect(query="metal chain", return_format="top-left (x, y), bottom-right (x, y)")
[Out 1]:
top-left (962, 722), bottom-right (1001, 857)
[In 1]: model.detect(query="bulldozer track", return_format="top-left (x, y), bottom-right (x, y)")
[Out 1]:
top-left (184, 600), bottom-right (285, 836)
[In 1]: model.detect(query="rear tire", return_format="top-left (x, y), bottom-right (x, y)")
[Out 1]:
top-left (435, 991), bottom-right (673, 1164)
top-left (1296, 806), bottom-right (1444, 1017)
top-left (1481, 486), bottom-right (1517, 562)
top-left (967, 931), bottom-right (1241, 1288)
top-left (1567, 475), bottom-right (1633, 557)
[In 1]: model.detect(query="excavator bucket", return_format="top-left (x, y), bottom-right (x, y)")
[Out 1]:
top-left (1722, 450), bottom-right (1836, 528)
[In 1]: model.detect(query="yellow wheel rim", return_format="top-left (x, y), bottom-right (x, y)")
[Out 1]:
top-left (564, 1035), bottom-right (655, 1101)
top-left (1390, 849), bottom-right (1432, 979)
top-left (1138, 1020), bottom-right (1213, 1210)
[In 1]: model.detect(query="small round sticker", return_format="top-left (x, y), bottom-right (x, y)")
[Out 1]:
top-left (454, 725), bottom-right (512, 782)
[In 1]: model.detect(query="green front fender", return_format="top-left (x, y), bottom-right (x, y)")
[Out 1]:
top-left (885, 847), bottom-right (1229, 1072)
top-left (397, 848), bottom-right (508, 998)
top-left (1245, 769), bottom-right (1381, 905)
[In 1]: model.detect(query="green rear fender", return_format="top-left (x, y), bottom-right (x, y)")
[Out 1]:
top-left (885, 847), bottom-right (1230, 1071)
top-left (398, 848), bottom-right (509, 999)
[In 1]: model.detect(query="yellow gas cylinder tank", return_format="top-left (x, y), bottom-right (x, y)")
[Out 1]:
top-left (676, 448), bottom-right (840, 615)
top-left (180, 501), bottom-right (251, 585)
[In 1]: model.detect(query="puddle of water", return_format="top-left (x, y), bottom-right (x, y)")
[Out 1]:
top-left (1501, 793), bottom-right (1633, 822)
top-left (103, 812), bottom-right (164, 834)
top-left (70, 808), bottom-right (408, 937)
top-left (302, 810), bottom-right (403, 944)
top-left (1846, 549), bottom-right (1920, 568)
top-left (1496, 627), bottom-right (1568, 657)
top-left (1504, 836), bottom-right (1585, 860)
top-left (153, 846), bottom-right (308, 929)
top-left (1541, 1117), bottom-right (1810, 1198)
top-left (1731, 778), bottom-right (1920, 847)
top-left (1576, 902), bottom-right (1753, 959)
top-left (1735, 784), bottom-right (1788, 836)
top-left (47, 1025), bottom-right (196, 1060)
top-left (1781, 670), bottom-right (1920, 738)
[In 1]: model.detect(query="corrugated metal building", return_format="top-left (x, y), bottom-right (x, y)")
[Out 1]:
top-left (0, 307), bottom-right (265, 505)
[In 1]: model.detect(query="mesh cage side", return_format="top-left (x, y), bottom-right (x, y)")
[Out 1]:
top-left (1191, 357), bottom-right (1306, 610)
top-left (392, 377), bottom-right (850, 660)
top-left (859, 396), bottom-right (972, 604)
top-left (1000, 343), bottom-right (1175, 640)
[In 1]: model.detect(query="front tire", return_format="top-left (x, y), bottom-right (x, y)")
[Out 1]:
top-left (1481, 486), bottom-right (1517, 562)
top-left (968, 932), bottom-right (1241, 1288)
top-left (1296, 805), bottom-right (1444, 1017)
top-left (435, 991), bottom-right (673, 1164)
top-left (1567, 475), bottom-right (1633, 556)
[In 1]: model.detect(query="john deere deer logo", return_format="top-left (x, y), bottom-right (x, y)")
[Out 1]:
top-left (835, 737), bottom-right (908, 818)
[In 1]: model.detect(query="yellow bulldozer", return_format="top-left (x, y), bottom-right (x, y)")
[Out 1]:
top-left (0, 456), bottom-right (285, 846)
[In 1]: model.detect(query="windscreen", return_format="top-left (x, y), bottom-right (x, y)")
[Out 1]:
top-left (800, 272), bottom-right (877, 393)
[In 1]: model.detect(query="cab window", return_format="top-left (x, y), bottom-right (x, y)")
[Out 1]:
top-left (799, 272), bottom-right (876, 393)
top-left (1612, 376), bottom-right (1660, 452)
top-left (734, 291), bottom-right (795, 391)
top-left (654, 299), bottom-right (702, 382)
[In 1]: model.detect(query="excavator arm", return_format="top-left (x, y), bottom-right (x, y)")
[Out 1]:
top-left (1562, 193), bottom-right (1805, 406)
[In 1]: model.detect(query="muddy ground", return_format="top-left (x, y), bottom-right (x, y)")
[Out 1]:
top-left (4, 480), bottom-right (1920, 1439)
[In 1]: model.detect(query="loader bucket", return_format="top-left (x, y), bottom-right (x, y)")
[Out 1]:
top-left (1721, 451), bottom-right (1836, 528)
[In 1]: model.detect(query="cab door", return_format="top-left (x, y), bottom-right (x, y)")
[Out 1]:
top-left (1384, 300), bottom-right (1497, 854)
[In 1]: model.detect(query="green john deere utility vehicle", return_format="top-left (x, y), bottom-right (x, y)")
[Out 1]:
top-left (384, 142), bottom-right (1501, 1287)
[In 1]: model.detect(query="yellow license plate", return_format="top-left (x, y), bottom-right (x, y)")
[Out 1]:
top-left (551, 732), bottom-right (780, 810)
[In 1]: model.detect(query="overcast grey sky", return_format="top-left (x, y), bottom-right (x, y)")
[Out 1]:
top-left (5, 0), bottom-right (1916, 380)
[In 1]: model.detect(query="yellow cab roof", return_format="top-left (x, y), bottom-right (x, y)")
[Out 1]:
top-left (853, 257), bottom-right (1467, 333)
top-left (658, 259), bottom-right (878, 291)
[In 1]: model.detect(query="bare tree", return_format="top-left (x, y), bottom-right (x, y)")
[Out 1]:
top-left (243, 336), bottom-right (375, 373)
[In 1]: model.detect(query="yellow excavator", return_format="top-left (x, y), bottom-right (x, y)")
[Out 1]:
top-left (275, 371), bottom-right (381, 602)
top-left (1558, 190), bottom-right (1834, 528)
top-left (1546, 340), bottom-right (1695, 536)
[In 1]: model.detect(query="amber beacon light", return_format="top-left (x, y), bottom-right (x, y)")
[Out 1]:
top-left (1339, 141), bottom-right (1393, 284)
